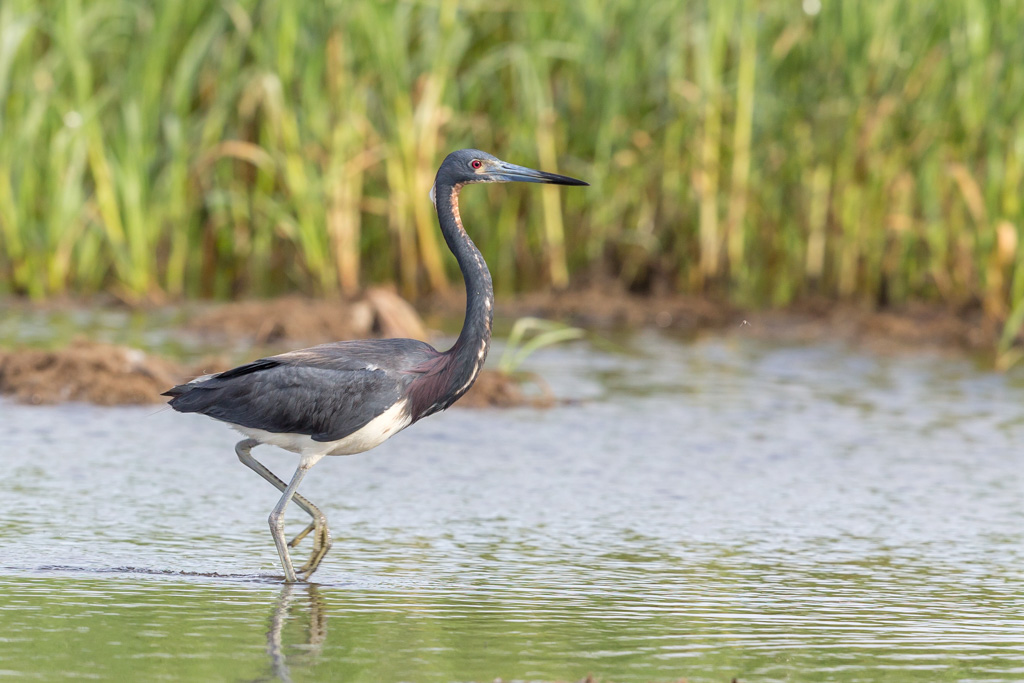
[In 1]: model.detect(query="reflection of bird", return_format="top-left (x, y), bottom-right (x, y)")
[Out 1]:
top-left (267, 584), bottom-right (326, 682)
top-left (164, 150), bottom-right (587, 582)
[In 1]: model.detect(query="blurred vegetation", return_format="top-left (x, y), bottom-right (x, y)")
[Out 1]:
top-left (0, 0), bottom-right (1022, 322)
top-left (498, 317), bottom-right (585, 373)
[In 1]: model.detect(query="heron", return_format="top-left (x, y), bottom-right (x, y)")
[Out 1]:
top-left (163, 149), bottom-right (587, 582)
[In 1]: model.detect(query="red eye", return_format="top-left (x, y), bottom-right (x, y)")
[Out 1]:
top-left (470, 159), bottom-right (482, 169)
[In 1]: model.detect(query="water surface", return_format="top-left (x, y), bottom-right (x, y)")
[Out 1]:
top-left (1, 333), bottom-right (1022, 681)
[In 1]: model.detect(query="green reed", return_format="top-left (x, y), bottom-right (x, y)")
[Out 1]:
top-left (1, 0), bottom-right (1023, 336)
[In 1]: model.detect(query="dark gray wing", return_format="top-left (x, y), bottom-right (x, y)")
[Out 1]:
top-left (164, 339), bottom-right (438, 442)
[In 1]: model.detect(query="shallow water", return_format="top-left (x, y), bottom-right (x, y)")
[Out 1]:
top-left (1, 332), bottom-right (1023, 682)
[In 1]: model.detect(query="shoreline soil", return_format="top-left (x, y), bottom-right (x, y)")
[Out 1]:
top-left (0, 288), bottom-right (1008, 406)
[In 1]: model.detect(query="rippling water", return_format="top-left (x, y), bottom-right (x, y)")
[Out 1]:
top-left (1, 332), bottom-right (1023, 681)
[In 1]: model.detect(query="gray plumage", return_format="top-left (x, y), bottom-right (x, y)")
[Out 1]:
top-left (164, 339), bottom-right (439, 442)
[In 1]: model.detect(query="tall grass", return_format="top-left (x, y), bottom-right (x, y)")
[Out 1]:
top-left (1, 0), bottom-right (1023, 327)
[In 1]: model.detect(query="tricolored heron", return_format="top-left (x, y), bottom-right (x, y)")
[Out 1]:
top-left (164, 149), bottom-right (587, 582)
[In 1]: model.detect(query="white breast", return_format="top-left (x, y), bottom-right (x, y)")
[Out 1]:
top-left (230, 399), bottom-right (413, 457)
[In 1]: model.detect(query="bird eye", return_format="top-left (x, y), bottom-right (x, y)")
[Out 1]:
top-left (470, 160), bottom-right (482, 169)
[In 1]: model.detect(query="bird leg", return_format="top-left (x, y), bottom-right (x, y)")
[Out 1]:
top-left (236, 440), bottom-right (333, 581)
top-left (269, 462), bottom-right (318, 583)
top-left (294, 529), bottom-right (333, 579)
top-left (236, 440), bottom-right (331, 551)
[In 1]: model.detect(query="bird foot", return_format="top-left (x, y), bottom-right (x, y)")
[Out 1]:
top-left (296, 525), bottom-right (333, 577)
top-left (288, 522), bottom-right (317, 549)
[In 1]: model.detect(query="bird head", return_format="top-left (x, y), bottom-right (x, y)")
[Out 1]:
top-left (431, 149), bottom-right (587, 205)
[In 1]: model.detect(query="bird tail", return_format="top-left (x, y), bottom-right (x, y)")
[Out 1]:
top-left (161, 383), bottom-right (189, 398)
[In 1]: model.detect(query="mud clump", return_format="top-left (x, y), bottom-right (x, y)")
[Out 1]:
top-left (459, 370), bottom-right (555, 409)
top-left (186, 288), bottom-right (428, 345)
top-left (0, 340), bottom-right (185, 405)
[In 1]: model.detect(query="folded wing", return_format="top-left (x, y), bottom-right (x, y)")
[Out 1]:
top-left (164, 340), bottom-right (437, 442)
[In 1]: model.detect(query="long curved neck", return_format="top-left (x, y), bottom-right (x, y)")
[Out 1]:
top-left (436, 180), bottom-right (494, 398)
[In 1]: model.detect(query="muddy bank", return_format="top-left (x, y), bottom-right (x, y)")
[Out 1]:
top-left (738, 300), bottom-right (1001, 355)
top-left (0, 286), bottom-right (535, 407)
top-left (187, 289), bottom-right (1003, 356)
top-left (463, 289), bottom-right (1002, 355)
top-left (5, 286), bottom-right (1006, 355)
top-left (494, 288), bottom-right (736, 333)
top-left (0, 287), bottom-right (1011, 407)
top-left (186, 288), bottom-right (428, 345)
top-left (0, 340), bottom-right (533, 408)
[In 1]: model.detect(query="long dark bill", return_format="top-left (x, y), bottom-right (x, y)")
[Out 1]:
top-left (491, 161), bottom-right (589, 186)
